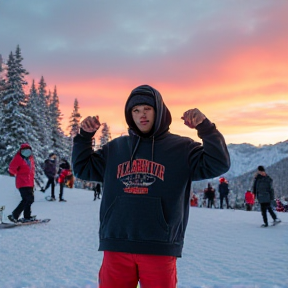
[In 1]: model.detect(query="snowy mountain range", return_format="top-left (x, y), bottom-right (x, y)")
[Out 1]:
top-left (225, 139), bottom-right (288, 178)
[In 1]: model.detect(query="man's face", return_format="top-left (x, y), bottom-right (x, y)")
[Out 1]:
top-left (131, 105), bottom-right (155, 134)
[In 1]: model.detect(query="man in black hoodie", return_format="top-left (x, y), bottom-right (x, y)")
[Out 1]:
top-left (72, 85), bottom-right (230, 288)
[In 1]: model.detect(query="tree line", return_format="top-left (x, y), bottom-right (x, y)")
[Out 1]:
top-left (0, 45), bottom-right (111, 187)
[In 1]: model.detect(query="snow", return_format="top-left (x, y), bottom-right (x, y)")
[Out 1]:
top-left (1, 174), bottom-right (287, 288)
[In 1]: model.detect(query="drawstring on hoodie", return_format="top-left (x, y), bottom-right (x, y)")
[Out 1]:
top-left (151, 136), bottom-right (154, 162)
top-left (130, 135), bottom-right (155, 164)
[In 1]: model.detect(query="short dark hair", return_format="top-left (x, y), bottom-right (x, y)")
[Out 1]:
top-left (258, 165), bottom-right (265, 172)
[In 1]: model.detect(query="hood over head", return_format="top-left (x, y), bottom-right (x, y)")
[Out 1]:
top-left (125, 85), bottom-right (172, 137)
top-left (20, 143), bottom-right (32, 151)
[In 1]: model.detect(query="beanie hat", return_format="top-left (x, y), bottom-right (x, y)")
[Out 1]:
top-left (219, 177), bottom-right (226, 183)
top-left (126, 94), bottom-right (156, 112)
top-left (258, 165), bottom-right (265, 172)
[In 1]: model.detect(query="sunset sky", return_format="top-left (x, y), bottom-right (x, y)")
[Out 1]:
top-left (1, 0), bottom-right (287, 145)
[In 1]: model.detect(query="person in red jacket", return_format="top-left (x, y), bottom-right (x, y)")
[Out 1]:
top-left (8, 143), bottom-right (35, 223)
top-left (245, 190), bottom-right (255, 211)
top-left (58, 165), bottom-right (72, 202)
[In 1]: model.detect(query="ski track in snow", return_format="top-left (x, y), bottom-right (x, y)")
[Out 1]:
top-left (0, 175), bottom-right (287, 288)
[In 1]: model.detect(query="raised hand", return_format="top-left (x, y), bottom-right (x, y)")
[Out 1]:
top-left (181, 108), bottom-right (206, 129)
top-left (80, 116), bottom-right (101, 133)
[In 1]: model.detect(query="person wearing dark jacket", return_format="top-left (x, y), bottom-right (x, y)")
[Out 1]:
top-left (253, 165), bottom-right (281, 227)
top-left (41, 153), bottom-right (57, 200)
top-left (7, 143), bottom-right (35, 223)
top-left (93, 183), bottom-right (101, 200)
top-left (72, 84), bottom-right (230, 288)
top-left (204, 183), bottom-right (216, 208)
top-left (218, 177), bottom-right (230, 209)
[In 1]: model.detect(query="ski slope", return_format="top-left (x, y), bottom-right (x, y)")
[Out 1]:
top-left (0, 175), bottom-right (287, 288)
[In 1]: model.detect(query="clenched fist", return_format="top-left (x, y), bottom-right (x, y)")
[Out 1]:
top-left (181, 108), bottom-right (206, 129)
top-left (81, 116), bottom-right (101, 133)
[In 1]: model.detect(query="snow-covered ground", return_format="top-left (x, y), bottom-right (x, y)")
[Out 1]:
top-left (1, 175), bottom-right (287, 288)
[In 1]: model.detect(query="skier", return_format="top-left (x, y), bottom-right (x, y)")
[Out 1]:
top-left (72, 84), bottom-right (230, 288)
top-left (253, 165), bottom-right (281, 227)
top-left (218, 177), bottom-right (230, 209)
top-left (41, 152), bottom-right (57, 200)
top-left (8, 143), bottom-right (36, 223)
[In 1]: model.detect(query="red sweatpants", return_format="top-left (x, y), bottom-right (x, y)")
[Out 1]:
top-left (98, 251), bottom-right (177, 288)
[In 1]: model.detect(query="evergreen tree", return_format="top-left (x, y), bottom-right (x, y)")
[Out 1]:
top-left (0, 50), bottom-right (30, 173)
top-left (67, 98), bottom-right (82, 162)
top-left (68, 98), bottom-right (81, 137)
top-left (49, 86), bottom-right (70, 159)
top-left (99, 123), bottom-right (111, 147)
top-left (37, 76), bottom-right (53, 156)
top-left (14, 45), bottom-right (29, 86)
top-left (26, 79), bottom-right (45, 187)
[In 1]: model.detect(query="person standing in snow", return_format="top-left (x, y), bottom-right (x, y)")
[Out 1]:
top-left (93, 183), bottom-right (101, 200)
top-left (57, 158), bottom-right (72, 202)
top-left (72, 84), bottom-right (230, 288)
top-left (253, 165), bottom-right (281, 227)
top-left (40, 153), bottom-right (57, 200)
top-left (7, 143), bottom-right (35, 223)
top-left (218, 177), bottom-right (230, 209)
top-left (244, 190), bottom-right (255, 211)
top-left (204, 183), bottom-right (216, 208)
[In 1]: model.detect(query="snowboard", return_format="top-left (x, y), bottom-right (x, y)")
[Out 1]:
top-left (0, 219), bottom-right (50, 229)
top-left (271, 220), bottom-right (281, 227)
top-left (0, 222), bottom-right (17, 229)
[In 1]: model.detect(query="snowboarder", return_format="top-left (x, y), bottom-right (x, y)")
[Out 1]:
top-left (253, 165), bottom-right (281, 227)
top-left (40, 152), bottom-right (57, 200)
top-left (7, 143), bottom-right (36, 223)
top-left (72, 84), bottom-right (230, 288)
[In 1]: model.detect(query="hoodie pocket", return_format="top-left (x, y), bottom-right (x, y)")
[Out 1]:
top-left (100, 195), bottom-right (169, 242)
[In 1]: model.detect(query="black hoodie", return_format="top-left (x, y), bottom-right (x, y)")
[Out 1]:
top-left (72, 84), bottom-right (230, 257)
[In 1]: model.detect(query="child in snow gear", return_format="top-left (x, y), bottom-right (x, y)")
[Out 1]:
top-left (275, 198), bottom-right (288, 212)
top-left (244, 190), bottom-right (255, 211)
top-left (253, 165), bottom-right (281, 227)
top-left (218, 177), bottom-right (230, 209)
top-left (41, 153), bottom-right (57, 200)
top-left (7, 143), bottom-right (36, 223)
top-left (72, 84), bottom-right (230, 288)
top-left (57, 159), bottom-right (72, 202)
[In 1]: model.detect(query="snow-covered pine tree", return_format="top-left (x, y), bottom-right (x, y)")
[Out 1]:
top-left (67, 98), bottom-right (82, 162)
top-left (0, 50), bottom-right (30, 173)
top-left (37, 76), bottom-right (53, 157)
top-left (99, 123), bottom-right (112, 147)
top-left (49, 86), bottom-right (70, 159)
top-left (26, 79), bottom-right (46, 187)
top-left (68, 98), bottom-right (82, 137)
top-left (14, 45), bottom-right (29, 86)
